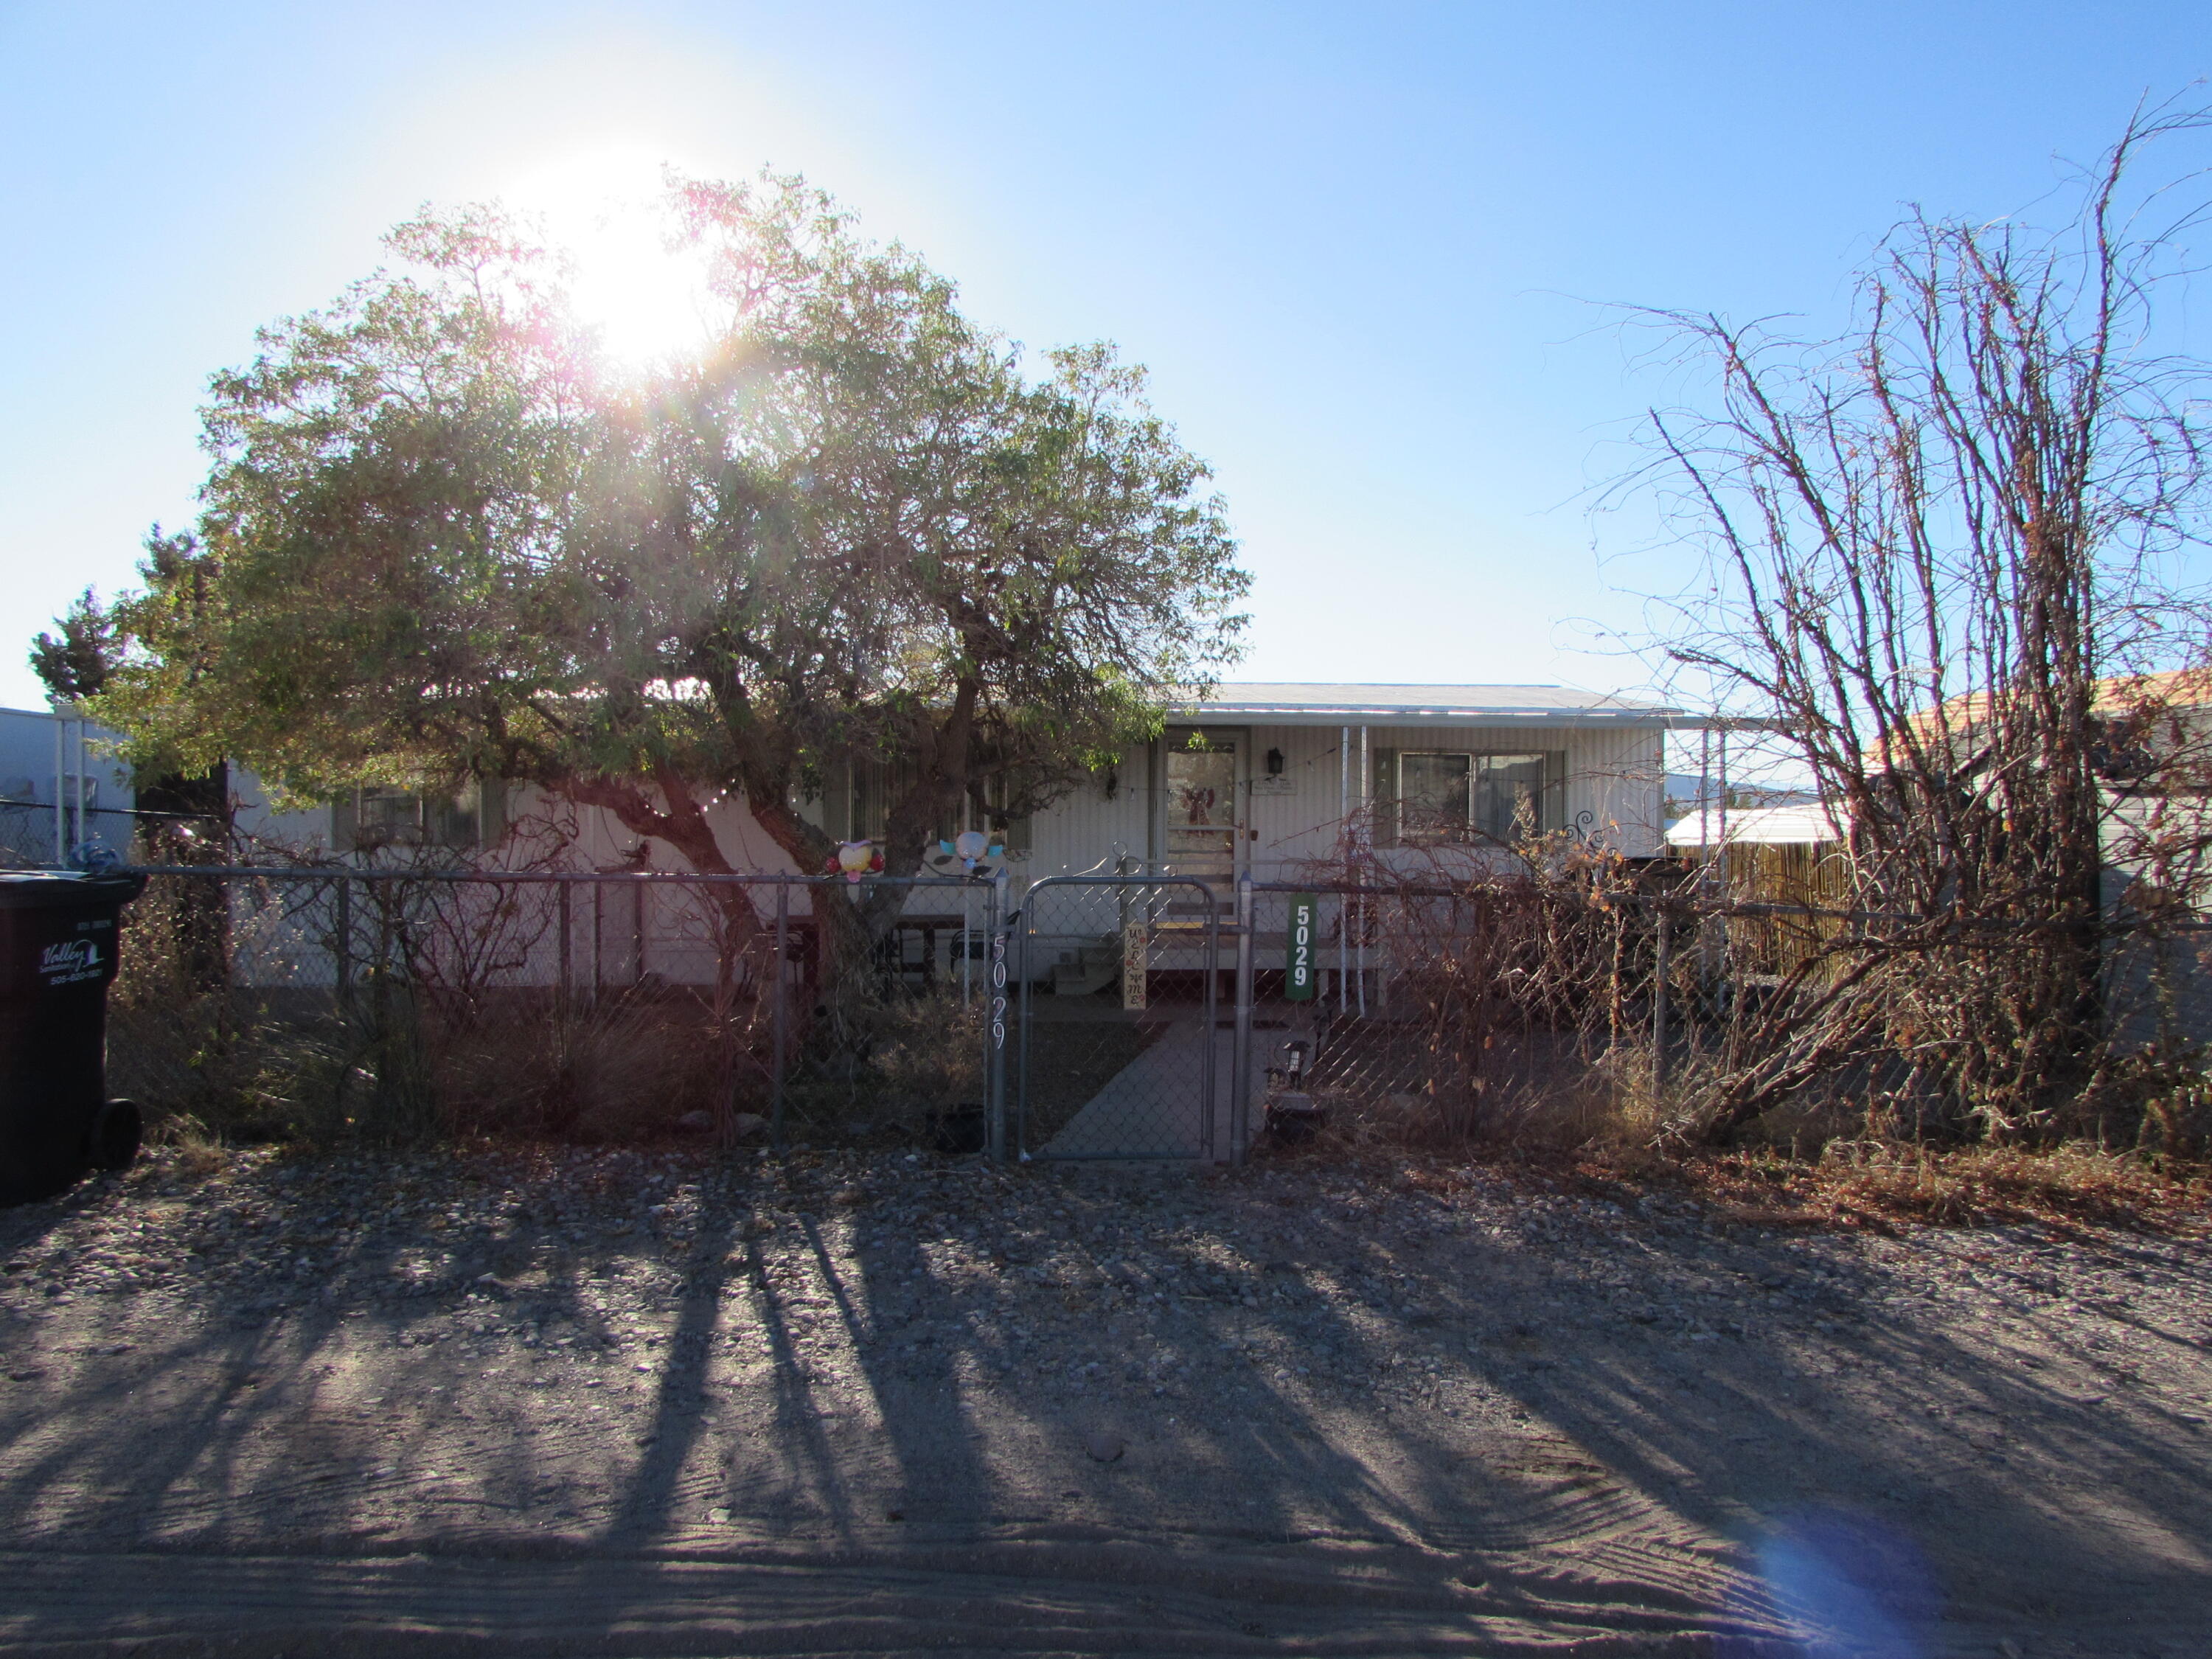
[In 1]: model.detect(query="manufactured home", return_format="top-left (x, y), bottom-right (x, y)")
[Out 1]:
top-left (215, 681), bottom-right (1674, 996)
top-left (238, 682), bottom-right (1674, 886)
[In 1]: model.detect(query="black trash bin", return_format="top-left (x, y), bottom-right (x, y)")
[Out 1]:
top-left (0, 869), bottom-right (147, 1206)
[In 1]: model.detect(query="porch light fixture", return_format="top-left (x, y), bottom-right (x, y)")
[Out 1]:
top-left (1266, 748), bottom-right (1285, 776)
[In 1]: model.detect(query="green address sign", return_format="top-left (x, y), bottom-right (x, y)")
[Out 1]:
top-left (1285, 892), bottom-right (1318, 1001)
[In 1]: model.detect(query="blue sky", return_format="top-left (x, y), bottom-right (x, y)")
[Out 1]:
top-left (2, 1), bottom-right (2206, 714)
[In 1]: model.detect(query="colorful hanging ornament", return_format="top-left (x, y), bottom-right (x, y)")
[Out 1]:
top-left (927, 830), bottom-right (1007, 878)
top-left (829, 841), bottom-right (883, 883)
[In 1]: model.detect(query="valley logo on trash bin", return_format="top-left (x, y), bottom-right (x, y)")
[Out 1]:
top-left (38, 937), bottom-right (104, 987)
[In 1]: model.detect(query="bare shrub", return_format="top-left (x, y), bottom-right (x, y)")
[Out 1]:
top-left (341, 872), bottom-right (772, 1144)
top-left (1282, 810), bottom-right (2212, 1193)
top-left (1305, 833), bottom-right (1663, 1150)
top-left (782, 990), bottom-right (984, 1142)
top-left (1615, 105), bottom-right (2212, 1144)
top-left (431, 986), bottom-right (739, 1143)
top-left (108, 867), bottom-right (778, 1149)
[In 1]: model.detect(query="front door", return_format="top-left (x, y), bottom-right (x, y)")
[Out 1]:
top-left (1162, 728), bottom-right (1247, 883)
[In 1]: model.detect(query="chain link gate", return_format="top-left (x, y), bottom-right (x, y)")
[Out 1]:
top-left (1011, 875), bottom-right (1256, 1161)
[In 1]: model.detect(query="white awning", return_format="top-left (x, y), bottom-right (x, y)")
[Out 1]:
top-left (1175, 682), bottom-right (1677, 728)
top-left (1665, 802), bottom-right (1850, 847)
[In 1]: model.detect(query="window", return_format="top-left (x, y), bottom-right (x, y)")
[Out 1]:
top-left (1383, 751), bottom-right (1555, 846)
top-left (1397, 752), bottom-right (1472, 844)
top-left (838, 757), bottom-right (1020, 851)
top-left (979, 770), bottom-right (1032, 855)
top-left (1474, 754), bottom-right (1546, 842)
top-left (335, 783), bottom-right (489, 852)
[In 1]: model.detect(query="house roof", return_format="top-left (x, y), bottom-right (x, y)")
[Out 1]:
top-left (1175, 683), bottom-right (1679, 729)
top-left (1874, 667), bottom-right (2212, 765)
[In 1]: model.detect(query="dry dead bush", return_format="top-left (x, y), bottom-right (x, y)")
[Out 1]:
top-left (428, 987), bottom-right (752, 1144)
top-left (782, 990), bottom-right (984, 1141)
top-left (106, 877), bottom-right (346, 1145)
top-left (1282, 819), bottom-right (2212, 1194)
top-left (1535, 1135), bottom-right (2209, 1234)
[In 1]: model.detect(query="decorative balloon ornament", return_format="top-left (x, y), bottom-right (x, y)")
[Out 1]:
top-left (827, 841), bottom-right (885, 884)
top-left (924, 829), bottom-right (1006, 880)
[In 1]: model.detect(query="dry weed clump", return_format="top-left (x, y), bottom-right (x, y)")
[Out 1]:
top-left (781, 991), bottom-right (984, 1143)
top-left (428, 987), bottom-right (751, 1144)
top-left (1812, 1141), bottom-right (2210, 1231)
top-left (141, 1111), bottom-right (229, 1180)
top-left (1265, 1065), bottom-right (2210, 1238)
top-left (1540, 1138), bottom-right (2211, 1235)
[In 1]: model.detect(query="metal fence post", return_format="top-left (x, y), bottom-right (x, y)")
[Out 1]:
top-left (1200, 900), bottom-right (1219, 1162)
top-left (771, 880), bottom-right (789, 1147)
top-left (51, 714), bottom-right (64, 867)
top-left (2154, 925), bottom-right (2178, 1062)
top-left (555, 878), bottom-right (572, 1029)
top-left (1652, 901), bottom-right (1672, 1097)
top-left (984, 881), bottom-right (1004, 1162)
top-left (997, 881), bottom-right (1018, 1160)
top-left (333, 874), bottom-right (353, 1022)
top-left (1233, 874), bottom-right (1254, 1164)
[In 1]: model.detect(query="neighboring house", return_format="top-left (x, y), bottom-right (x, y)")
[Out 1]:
top-left (0, 704), bottom-right (137, 867)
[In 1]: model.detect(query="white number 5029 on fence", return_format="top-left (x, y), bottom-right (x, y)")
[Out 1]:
top-left (1285, 893), bottom-right (1318, 1002)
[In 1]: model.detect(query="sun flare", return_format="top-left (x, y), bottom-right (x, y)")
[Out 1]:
top-left (504, 146), bottom-right (719, 369)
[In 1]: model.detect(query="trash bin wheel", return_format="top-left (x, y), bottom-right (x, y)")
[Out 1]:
top-left (87, 1099), bottom-right (142, 1172)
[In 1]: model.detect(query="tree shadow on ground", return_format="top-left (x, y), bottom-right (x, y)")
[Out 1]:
top-left (5, 1156), bottom-right (2212, 1653)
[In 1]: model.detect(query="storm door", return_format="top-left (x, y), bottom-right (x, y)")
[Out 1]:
top-left (1161, 728), bottom-right (1248, 883)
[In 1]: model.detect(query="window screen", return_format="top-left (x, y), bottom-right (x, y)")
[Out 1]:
top-left (1475, 754), bottom-right (1545, 842)
top-left (1388, 751), bottom-right (1549, 845)
top-left (338, 784), bottom-right (481, 851)
top-left (1397, 752), bottom-right (1472, 844)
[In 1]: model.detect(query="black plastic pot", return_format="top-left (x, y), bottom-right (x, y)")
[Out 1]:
top-left (931, 1102), bottom-right (989, 1156)
top-left (0, 869), bottom-right (146, 1205)
top-left (1265, 1091), bottom-right (1329, 1145)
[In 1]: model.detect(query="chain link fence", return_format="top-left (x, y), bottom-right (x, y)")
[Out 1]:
top-left (0, 801), bottom-right (186, 869)
top-left (98, 861), bottom-right (2212, 1163)
top-left (107, 869), bottom-right (999, 1151)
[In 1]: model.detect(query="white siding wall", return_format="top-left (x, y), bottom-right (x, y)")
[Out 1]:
top-left (1007, 725), bottom-right (1660, 883)
top-left (230, 778), bottom-right (339, 855)
top-left (1010, 746), bottom-right (1153, 890)
top-left (233, 723), bottom-right (1661, 884)
top-left (1231, 723), bottom-right (1660, 874)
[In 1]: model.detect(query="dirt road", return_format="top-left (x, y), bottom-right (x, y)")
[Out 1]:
top-left (2, 1144), bottom-right (2208, 1655)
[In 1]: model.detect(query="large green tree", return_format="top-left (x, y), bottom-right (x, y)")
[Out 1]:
top-left (88, 175), bottom-right (1247, 970)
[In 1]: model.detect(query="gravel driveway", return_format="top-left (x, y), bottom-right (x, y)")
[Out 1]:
top-left (2, 1143), bottom-right (2209, 1655)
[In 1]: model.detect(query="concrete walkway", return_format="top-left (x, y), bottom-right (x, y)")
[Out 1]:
top-left (1043, 1012), bottom-right (1276, 1160)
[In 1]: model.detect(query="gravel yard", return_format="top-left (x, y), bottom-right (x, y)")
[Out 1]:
top-left (4, 1143), bottom-right (2211, 1655)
